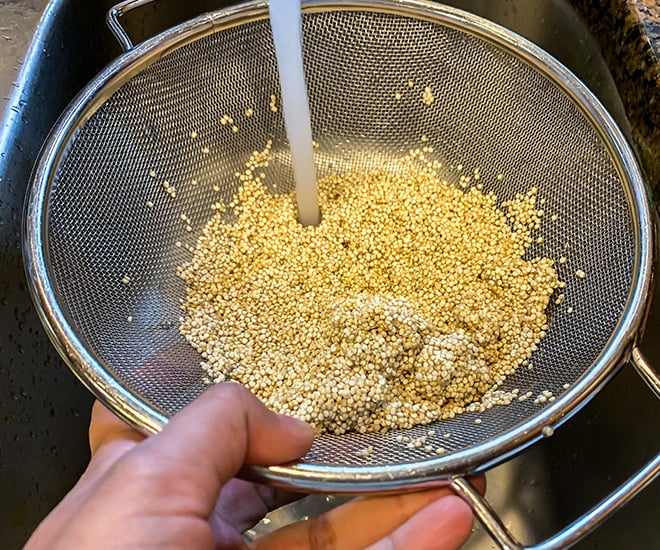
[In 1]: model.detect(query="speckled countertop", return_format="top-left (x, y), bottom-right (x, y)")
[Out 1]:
top-left (572, 0), bottom-right (659, 191)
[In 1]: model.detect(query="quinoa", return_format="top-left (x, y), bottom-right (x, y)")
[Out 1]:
top-left (177, 148), bottom-right (560, 435)
top-left (422, 86), bottom-right (434, 105)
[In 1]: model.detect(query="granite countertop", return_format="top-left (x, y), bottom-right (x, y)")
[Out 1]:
top-left (572, 0), bottom-right (659, 191)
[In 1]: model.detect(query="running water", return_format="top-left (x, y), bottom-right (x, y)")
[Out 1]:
top-left (268, 0), bottom-right (321, 226)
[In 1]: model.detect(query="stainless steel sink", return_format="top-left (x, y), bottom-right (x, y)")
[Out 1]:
top-left (0, 0), bottom-right (657, 548)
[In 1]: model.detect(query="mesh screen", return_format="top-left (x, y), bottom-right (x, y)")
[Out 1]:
top-left (46, 8), bottom-right (635, 468)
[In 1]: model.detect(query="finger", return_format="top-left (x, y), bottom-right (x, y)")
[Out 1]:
top-left (89, 400), bottom-right (146, 456)
top-left (104, 383), bottom-right (314, 518)
top-left (86, 400), bottom-right (147, 485)
top-left (253, 486), bottom-right (457, 550)
top-left (213, 479), bottom-right (303, 534)
top-left (366, 495), bottom-right (474, 550)
top-left (145, 381), bottom-right (314, 468)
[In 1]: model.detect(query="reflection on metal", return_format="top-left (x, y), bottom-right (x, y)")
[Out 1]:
top-left (107, 0), bottom-right (161, 51)
top-left (631, 346), bottom-right (660, 398)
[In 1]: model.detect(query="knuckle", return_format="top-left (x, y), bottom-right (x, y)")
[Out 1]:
top-left (307, 514), bottom-right (338, 550)
top-left (116, 448), bottom-right (164, 483)
top-left (214, 381), bottom-right (252, 404)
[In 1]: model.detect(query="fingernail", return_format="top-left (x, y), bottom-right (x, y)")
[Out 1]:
top-left (280, 414), bottom-right (315, 437)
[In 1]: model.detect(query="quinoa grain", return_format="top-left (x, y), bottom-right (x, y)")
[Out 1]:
top-left (177, 149), bottom-right (559, 435)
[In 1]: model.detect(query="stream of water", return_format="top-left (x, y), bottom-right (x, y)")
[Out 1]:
top-left (268, 0), bottom-right (321, 227)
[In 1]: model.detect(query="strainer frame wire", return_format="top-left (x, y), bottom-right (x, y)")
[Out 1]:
top-left (23, 0), bottom-right (653, 492)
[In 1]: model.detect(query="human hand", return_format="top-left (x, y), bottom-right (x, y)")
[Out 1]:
top-left (25, 383), bottom-right (481, 549)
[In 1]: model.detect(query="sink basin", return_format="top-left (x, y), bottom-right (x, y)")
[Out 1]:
top-left (0, 0), bottom-right (657, 548)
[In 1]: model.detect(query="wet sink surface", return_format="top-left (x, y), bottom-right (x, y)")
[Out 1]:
top-left (0, 0), bottom-right (658, 548)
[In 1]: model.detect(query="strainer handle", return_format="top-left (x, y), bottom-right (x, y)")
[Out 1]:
top-left (451, 346), bottom-right (660, 550)
top-left (451, 454), bottom-right (660, 549)
top-left (631, 346), bottom-right (660, 398)
top-left (107, 0), bottom-right (159, 51)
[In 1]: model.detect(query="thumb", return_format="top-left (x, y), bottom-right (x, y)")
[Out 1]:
top-left (106, 383), bottom-right (314, 518)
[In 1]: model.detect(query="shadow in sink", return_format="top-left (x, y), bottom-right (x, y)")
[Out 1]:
top-left (0, 0), bottom-right (656, 548)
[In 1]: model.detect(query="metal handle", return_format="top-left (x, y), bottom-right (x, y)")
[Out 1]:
top-left (452, 456), bottom-right (660, 550)
top-left (107, 0), bottom-right (160, 51)
top-left (631, 346), bottom-right (660, 398)
top-left (452, 345), bottom-right (660, 549)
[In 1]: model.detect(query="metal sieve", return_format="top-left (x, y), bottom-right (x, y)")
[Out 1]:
top-left (24, 0), bottom-right (659, 547)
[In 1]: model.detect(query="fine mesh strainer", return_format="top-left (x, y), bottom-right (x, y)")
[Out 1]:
top-left (24, 0), bottom-right (659, 547)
